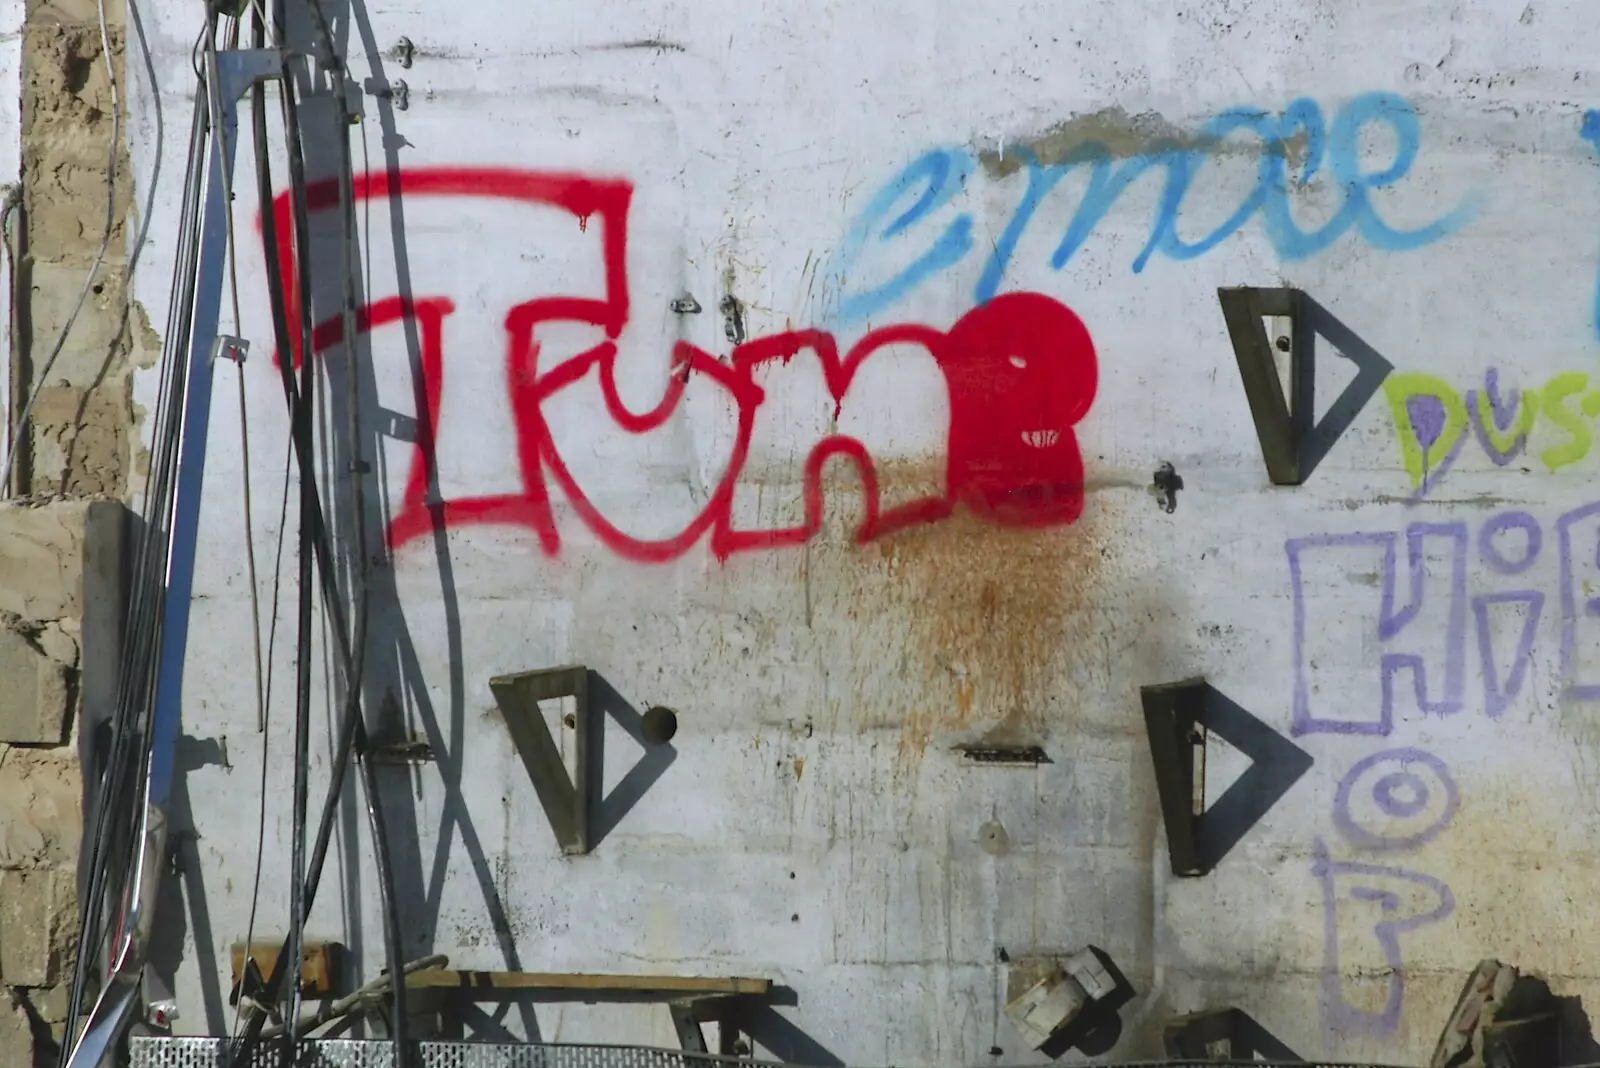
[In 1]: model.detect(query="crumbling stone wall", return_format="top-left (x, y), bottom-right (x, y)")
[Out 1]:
top-left (0, 0), bottom-right (135, 1062)
top-left (0, 502), bottom-right (122, 1064)
top-left (18, 0), bottom-right (135, 498)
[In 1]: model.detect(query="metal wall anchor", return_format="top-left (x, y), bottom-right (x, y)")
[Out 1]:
top-left (1152, 462), bottom-right (1183, 513)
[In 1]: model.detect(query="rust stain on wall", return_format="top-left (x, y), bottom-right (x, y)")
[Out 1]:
top-left (801, 484), bottom-right (1121, 779)
top-left (977, 105), bottom-right (1311, 180)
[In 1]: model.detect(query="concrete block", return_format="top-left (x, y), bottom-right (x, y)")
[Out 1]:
top-left (29, 0), bottom-right (126, 28)
top-left (25, 983), bottom-right (67, 1023)
top-left (30, 622), bottom-right (76, 669)
top-left (0, 630), bottom-right (68, 744)
top-left (0, 869), bottom-right (72, 986)
top-left (25, 262), bottom-right (128, 387)
top-left (0, 747), bottom-right (81, 869)
top-left (0, 995), bottom-right (34, 1068)
top-left (26, 383), bottom-right (129, 497)
top-left (0, 499), bottom-right (123, 621)
top-left (20, 151), bottom-right (130, 265)
top-left (22, 21), bottom-right (121, 137)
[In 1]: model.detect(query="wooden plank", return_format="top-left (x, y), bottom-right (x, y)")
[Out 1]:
top-left (404, 970), bottom-right (771, 997)
top-left (229, 941), bottom-right (342, 997)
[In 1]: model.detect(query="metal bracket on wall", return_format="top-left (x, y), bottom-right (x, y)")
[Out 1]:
top-left (1139, 677), bottom-right (1313, 877)
top-left (490, 666), bottom-right (592, 855)
top-left (1163, 1007), bottom-right (1303, 1061)
top-left (669, 997), bottom-right (750, 1057)
top-left (1218, 286), bottom-right (1307, 485)
top-left (1141, 679), bottom-right (1208, 876)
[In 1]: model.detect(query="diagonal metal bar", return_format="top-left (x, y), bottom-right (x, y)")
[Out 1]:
top-left (65, 47), bottom-right (281, 1068)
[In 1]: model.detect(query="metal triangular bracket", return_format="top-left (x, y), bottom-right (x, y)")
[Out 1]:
top-left (490, 666), bottom-right (592, 855)
top-left (1218, 286), bottom-right (1306, 485)
top-left (1140, 677), bottom-right (1313, 877)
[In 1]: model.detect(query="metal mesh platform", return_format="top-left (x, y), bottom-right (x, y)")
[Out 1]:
top-left (126, 1037), bottom-right (1409, 1068)
top-left (128, 1040), bottom-right (719, 1068)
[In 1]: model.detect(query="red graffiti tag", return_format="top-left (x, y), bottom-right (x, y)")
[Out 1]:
top-left (261, 167), bottom-right (1098, 562)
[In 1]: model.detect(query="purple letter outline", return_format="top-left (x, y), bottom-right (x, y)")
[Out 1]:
top-left (1314, 837), bottom-right (1455, 1038)
top-left (1289, 523), bottom-right (1466, 737)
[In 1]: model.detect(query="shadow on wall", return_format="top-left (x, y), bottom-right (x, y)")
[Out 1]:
top-left (292, 0), bottom-right (530, 1038)
top-left (149, 736), bottom-right (230, 1034)
top-left (1162, 1006), bottom-right (1303, 1062)
top-left (1291, 295), bottom-right (1394, 484)
top-left (740, 988), bottom-right (844, 1068)
top-left (1510, 976), bottom-right (1600, 1068)
top-left (1036, 947), bottom-right (1135, 1060)
top-left (1554, 991), bottom-right (1600, 1066)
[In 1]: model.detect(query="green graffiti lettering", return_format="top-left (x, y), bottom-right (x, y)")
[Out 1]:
top-left (1540, 372), bottom-right (1593, 471)
top-left (1383, 373), bottom-right (1466, 490)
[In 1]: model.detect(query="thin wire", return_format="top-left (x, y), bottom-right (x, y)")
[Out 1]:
top-left (206, 12), bottom-right (269, 743)
top-left (301, 3), bottom-right (411, 1056)
top-left (230, 1), bottom-right (287, 1047)
top-left (0, 0), bottom-right (123, 495)
top-left (229, 431), bottom-right (293, 1041)
top-left (2, 189), bottom-right (23, 496)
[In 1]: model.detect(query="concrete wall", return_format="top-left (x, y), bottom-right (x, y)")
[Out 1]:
top-left (113, 0), bottom-right (1600, 1063)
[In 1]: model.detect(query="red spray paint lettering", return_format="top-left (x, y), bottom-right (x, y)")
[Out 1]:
top-left (262, 167), bottom-right (1099, 562)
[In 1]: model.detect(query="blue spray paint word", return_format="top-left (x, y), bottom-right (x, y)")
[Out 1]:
top-left (1578, 110), bottom-right (1600, 341)
top-left (832, 93), bottom-right (1476, 325)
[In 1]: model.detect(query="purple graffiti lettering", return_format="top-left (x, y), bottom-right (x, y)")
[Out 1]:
top-left (1558, 502), bottom-right (1600, 700)
top-left (1405, 395), bottom-right (1446, 452)
top-left (1406, 393), bottom-right (1469, 501)
top-left (1332, 748), bottom-right (1458, 851)
top-left (1474, 591), bottom-right (1543, 718)
top-left (1289, 532), bottom-right (1393, 736)
top-left (1466, 382), bottom-right (1530, 467)
top-left (1379, 522), bottom-right (1467, 721)
top-left (1289, 525), bottom-right (1465, 734)
top-left (1477, 511), bottom-right (1541, 575)
top-left (1314, 838), bottom-right (1454, 1038)
top-left (1373, 772), bottom-right (1428, 817)
top-left (1484, 371), bottom-right (1520, 432)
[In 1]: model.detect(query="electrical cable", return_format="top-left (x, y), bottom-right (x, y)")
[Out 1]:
top-left (57, 66), bottom-right (207, 1065)
top-left (260, 954), bottom-right (445, 1041)
top-left (57, 0), bottom-right (226, 1047)
top-left (204, 0), bottom-right (269, 748)
top-left (1, 0), bottom-right (123, 494)
top-left (301, 1), bottom-right (410, 1057)
top-left (225, 3), bottom-right (409, 1061)
top-left (229, 432), bottom-right (292, 1041)
top-left (3, 187), bottom-right (23, 497)
top-left (283, 71), bottom-right (317, 1068)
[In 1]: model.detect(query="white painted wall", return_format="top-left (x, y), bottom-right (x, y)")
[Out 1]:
top-left (125, 0), bottom-right (1600, 1062)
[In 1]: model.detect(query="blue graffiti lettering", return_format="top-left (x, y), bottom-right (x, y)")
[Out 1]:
top-left (832, 93), bottom-right (1476, 325)
top-left (833, 149), bottom-right (975, 324)
top-left (1580, 110), bottom-right (1600, 341)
